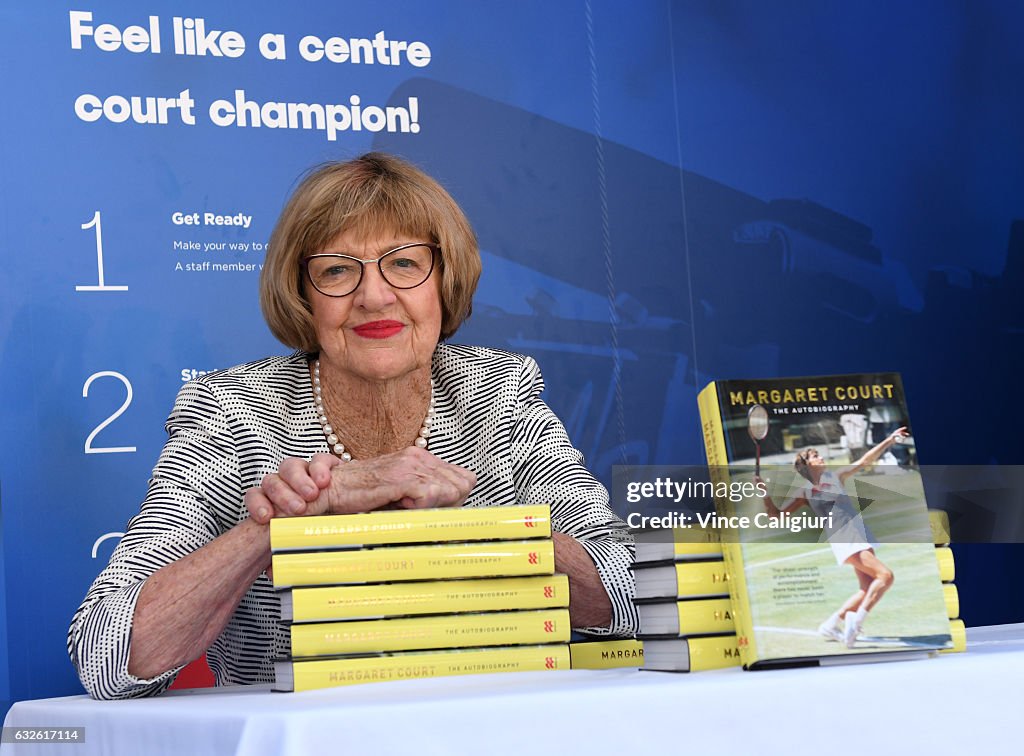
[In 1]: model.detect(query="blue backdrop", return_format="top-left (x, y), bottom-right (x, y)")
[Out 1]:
top-left (1, 0), bottom-right (1021, 709)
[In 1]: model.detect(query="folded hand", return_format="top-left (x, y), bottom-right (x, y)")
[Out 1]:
top-left (246, 447), bottom-right (476, 524)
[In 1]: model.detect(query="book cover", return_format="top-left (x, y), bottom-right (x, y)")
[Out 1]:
top-left (698, 373), bottom-right (951, 668)
top-left (274, 644), bottom-right (570, 692)
top-left (641, 635), bottom-right (742, 672)
top-left (281, 574), bottom-right (569, 622)
top-left (636, 597), bottom-right (736, 637)
top-left (289, 608), bottom-right (570, 657)
top-left (270, 504), bottom-right (551, 552)
top-left (272, 539), bottom-right (554, 588)
top-left (568, 639), bottom-right (644, 669)
top-left (634, 510), bottom-right (947, 566)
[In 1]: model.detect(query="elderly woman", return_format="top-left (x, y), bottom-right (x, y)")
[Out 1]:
top-left (68, 153), bottom-right (637, 700)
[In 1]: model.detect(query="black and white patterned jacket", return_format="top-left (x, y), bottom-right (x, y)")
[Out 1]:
top-left (68, 344), bottom-right (637, 699)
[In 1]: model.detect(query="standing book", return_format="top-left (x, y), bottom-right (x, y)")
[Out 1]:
top-left (698, 372), bottom-right (951, 668)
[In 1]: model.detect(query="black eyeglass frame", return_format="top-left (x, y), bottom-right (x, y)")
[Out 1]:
top-left (300, 242), bottom-right (441, 298)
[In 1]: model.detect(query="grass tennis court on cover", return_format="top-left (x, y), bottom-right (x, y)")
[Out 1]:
top-left (735, 470), bottom-right (952, 659)
top-left (744, 540), bottom-right (950, 659)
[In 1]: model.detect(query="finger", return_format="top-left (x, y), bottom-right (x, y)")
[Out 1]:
top-left (458, 466), bottom-right (477, 495)
top-left (260, 473), bottom-right (308, 516)
top-left (402, 450), bottom-right (475, 492)
top-left (444, 461), bottom-right (477, 492)
top-left (278, 458), bottom-right (319, 501)
top-left (426, 464), bottom-right (475, 507)
top-left (245, 487), bottom-right (275, 525)
top-left (308, 453), bottom-right (341, 490)
top-left (400, 479), bottom-right (464, 510)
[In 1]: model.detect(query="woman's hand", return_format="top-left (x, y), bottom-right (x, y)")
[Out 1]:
top-left (551, 532), bottom-right (612, 629)
top-left (245, 453), bottom-right (341, 522)
top-left (887, 426), bottom-right (909, 444)
top-left (246, 447), bottom-right (476, 525)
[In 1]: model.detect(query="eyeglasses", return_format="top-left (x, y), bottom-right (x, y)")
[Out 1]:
top-left (301, 243), bottom-right (440, 297)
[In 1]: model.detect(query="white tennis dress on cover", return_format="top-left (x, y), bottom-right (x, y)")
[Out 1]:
top-left (801, 470), bottom-right (876, 564)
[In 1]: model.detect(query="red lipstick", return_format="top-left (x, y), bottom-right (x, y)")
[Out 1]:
top-left (353, 320), bottom-right (404, 339)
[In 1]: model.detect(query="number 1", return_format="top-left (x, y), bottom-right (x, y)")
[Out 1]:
top-left (76, 211), bottom-right (128, 292)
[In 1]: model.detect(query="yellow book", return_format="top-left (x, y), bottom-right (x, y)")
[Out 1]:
top-left (634, 528), bottom-right (723, 564)
top-left (281, 574), bottom-right (569, 622)
top-left (943, 582), bottom-right (959, 619)
top-left (569, 639), bottom-right (644, 669)
top-left (272, 539), bottom-right (554, 588)
top-left (642, 635), bottom-right (742, 672)
top-left (929, 509), bottom-right (950, 546)
top-left (698, 374), bottom-right (952, 669)
top-left (940, 618), bottom-right (967, 654)
top-left (936, 546), bottom-right (955, 582)
top-left (274, 644), bottom-right (570, 692)
top-left (633, 560), bottom-right (730, 600)
top-left (290, 607), bottom-right (569, 656)
top-left (697, 382), bottom-right (757, 668)
top-left (636, 597), bottom-right (735, 636)
top-left (270, 504), bottom-right (551, 552)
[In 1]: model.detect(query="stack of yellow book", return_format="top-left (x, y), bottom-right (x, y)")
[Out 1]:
top-left (631, 510), bottom-right (965, 671)
top-left (270, 504), bottom-right (572, 692)
top-left (632, 528), bottom-right (741, 672)
top-left (932, 510), bottom-right (967, 654)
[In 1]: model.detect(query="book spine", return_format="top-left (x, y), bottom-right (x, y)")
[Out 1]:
top-left (936, 546), bottom-right (955, 582)
top-left (272, 539), bottom-right (555, 587)
top-left (697, 381), bottom-right (758, 668)
top-left (941, 619), bottom-right (966, 654)
top-left (271, 504), bottom-right (552, 551)
top-left (676, 596), bottom-right (736, 635)
top-left (569, 639), bottom-right (645, 669)
top-left (673, 560), bottom-right (731, 599)
top-left (943, 582), bottom-right (959, 620)
top-left (673, 537), bottom-right (724, 559)
top-left (290, 608), bottom-right (570, 657)
top-left (687, 634), bottom-right (743, 671)
top-left (929, 509), bottom-right (950, 546)
top-left (285, 574), bottom-right (570, 622)
top-left (278, 644), bottom-right (571, 692)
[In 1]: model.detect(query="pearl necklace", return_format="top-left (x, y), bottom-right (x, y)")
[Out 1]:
top-left (312, 359), bottom-right (435, 461)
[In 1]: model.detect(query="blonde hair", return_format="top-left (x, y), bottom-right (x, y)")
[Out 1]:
top-left (260, 153), bottom-right (481, 351)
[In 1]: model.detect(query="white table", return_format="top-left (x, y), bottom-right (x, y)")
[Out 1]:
top-left (4, 624), bottom-right (1022, 756)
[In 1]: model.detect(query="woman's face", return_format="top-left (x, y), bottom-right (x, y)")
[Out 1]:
top-left (802, 449), bottom-right (825, 470)
top-left (307, 229), bottom-right (442, 383)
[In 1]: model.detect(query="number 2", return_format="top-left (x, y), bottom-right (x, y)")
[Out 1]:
top-left (82, 371), bottom-right (136, 454)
